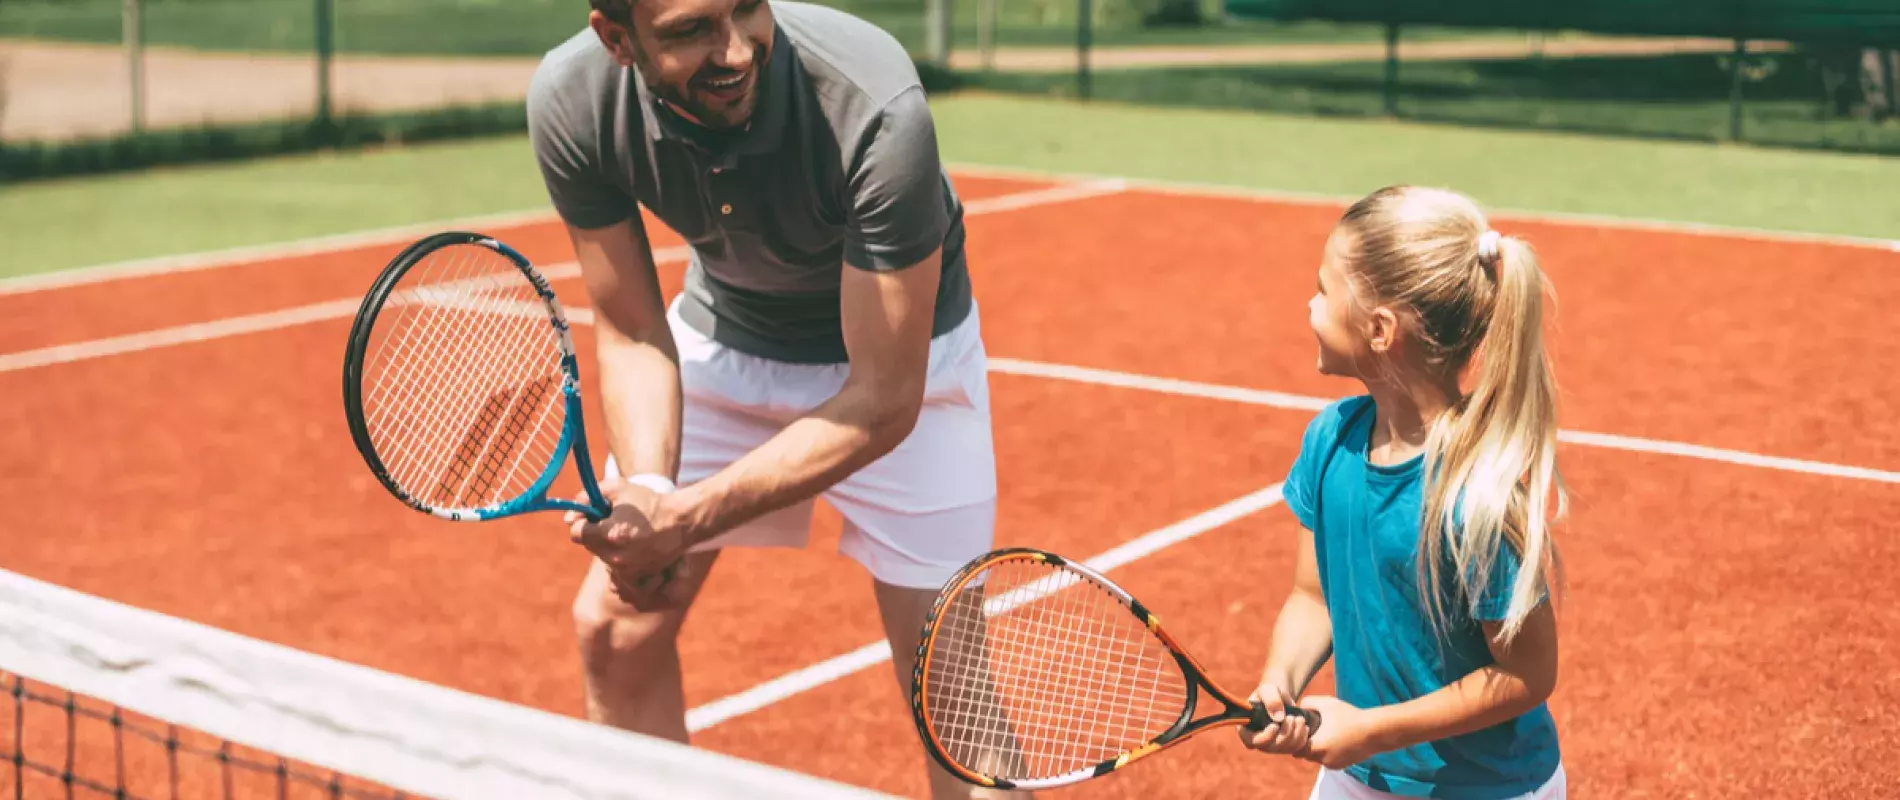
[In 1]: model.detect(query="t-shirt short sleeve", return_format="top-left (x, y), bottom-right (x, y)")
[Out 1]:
top-left (1283, 397), bottom-right (1361, 534)
top-left (1471, 541), bottom-right (1535, 621)
top-left (526, 53), bottom-right (637, 230)
top-left (843, 85), bottom-right (950, 272)
top-left (1435, 489), bottom-right (1549, 623)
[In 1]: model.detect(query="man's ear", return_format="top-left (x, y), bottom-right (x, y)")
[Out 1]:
top-left (589, 10), bottom-right (639, 67)
top-left (1366, 306), bottom-right (1400, 354)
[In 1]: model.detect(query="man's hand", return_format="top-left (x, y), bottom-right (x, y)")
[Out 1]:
top-left (564, 477), bottom-right (694, 610)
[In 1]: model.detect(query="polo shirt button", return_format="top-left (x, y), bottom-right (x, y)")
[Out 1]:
top-left (720, 203), bottom-right (733, 215)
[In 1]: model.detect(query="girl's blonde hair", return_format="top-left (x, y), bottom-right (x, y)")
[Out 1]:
top-left (1334, 185), bottom-right (1565, 645)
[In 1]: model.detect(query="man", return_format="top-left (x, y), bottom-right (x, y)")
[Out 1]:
top-left (526, 1), bottom-right (1021, 797)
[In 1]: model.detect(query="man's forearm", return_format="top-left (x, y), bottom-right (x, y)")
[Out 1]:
top-left (596, 329), bottom-right (682, 481)
top-left (667, 381), bottom-right (915, 545)
top-left (562, 215), bottom-right (681, 487)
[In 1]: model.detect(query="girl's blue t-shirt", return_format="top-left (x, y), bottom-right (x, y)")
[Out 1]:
top-left (1283, 395), bottom-right (1560, 799)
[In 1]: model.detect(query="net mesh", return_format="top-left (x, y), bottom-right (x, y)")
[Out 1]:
top-left (0, 569), bottom-right (891, 800)
top-left (358, 242), bottom-right (570, 513)
top-left (5, 671), bottom-right (411, 799)
top-left (920, 557), bottom-right (1189, 783)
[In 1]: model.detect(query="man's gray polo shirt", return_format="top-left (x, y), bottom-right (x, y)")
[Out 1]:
top-left (526, 1), bottom-right (973, 364)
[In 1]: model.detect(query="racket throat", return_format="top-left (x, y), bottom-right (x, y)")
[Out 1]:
top-left (1158, 683), bottom-right (1201, 742)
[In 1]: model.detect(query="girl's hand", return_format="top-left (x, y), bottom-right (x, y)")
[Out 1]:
top-left (1294, 696), bottom-right (1386, 770)
top-left (1236, 683), bottom-right (1313, 756)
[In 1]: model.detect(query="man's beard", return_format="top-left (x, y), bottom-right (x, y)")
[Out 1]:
top-left (647, 46), bottom-right (768, 131)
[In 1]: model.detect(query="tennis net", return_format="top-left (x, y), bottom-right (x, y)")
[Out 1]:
top-left (0, 568), bottom-right (892, 799)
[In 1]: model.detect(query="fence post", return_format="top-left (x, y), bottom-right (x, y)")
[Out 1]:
top-left (926, 0), bottom-right (951, 65)
top-left (1728, 38), bottom-right (1746, 142)
top-left (1077, 0), bottom-right (1092, 100)
top-left (979, 0), bottom-right (996, 70)
top-left (1883, 49), bottom-right (1900, 117)
top-left (123, 0), bottom-right (143, 134)
top-left (1383, 19), bottom-right (1399, 116)
top-left (316, 0), bottom-right (334, 132)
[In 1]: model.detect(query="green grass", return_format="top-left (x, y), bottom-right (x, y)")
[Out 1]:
top-left (967, 50), bottom-right (1900, 157)
top-left (4, 93), bottom-right (1897, 277)
top-left (0, 137), bottom-right (549, 277)
top-left (3, 102), bottom-right (531, 182)
top-left (0, 0), bottom-right (1488, 55)
top-left (933, 94), bottom-right (1900, 238)
top-left (3, 0), bottom-right (583, 56)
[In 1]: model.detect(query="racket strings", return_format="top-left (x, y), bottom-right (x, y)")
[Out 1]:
top-left (923, 559), bottom-right (1189, 782)
top-left (364, 252), bottom-right (495, 438)
top-left (359, 244), bottom-right (569, 510)
top-left (392, 261), bottom-right (562, 507)
top-left (430, 374), bottom-right (557, 507)
top-left (372, 261), bottom-right (546, 455)
top-left (406, 299), bottom-right (557, 505)
top-left (933, 576), bottom-right (1183, 773)
top-left (371, 254), bottom-right (549, 500)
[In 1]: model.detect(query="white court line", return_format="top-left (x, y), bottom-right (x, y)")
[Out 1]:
top-left (556, 323), bottom-right (1900, 483)
top-left (0, 258), bottom-right (595, 374)
top-left (986, 356), bottom-right (1333, 413)
top-left (0, 208), bottom-right (562, 297)
top-left (947, 162), bottom-right (1900, 254)
top-left (0, 180), bottom-right (1127, 374)
top-left (7, 158), bottom-right (1893, 301)
top-left (677, 356), bottom-right (1897, 734)
top-left (987, 357), bottom-right (1900, 484)
top-left (683, 484), bottom-right (1287, 732)
top-left (0, 298), bottom-right (371, 373)
top-left (959, 176), bottom-right (1127, 212)
top-left (10, 285), bottom-right (1891, 487)
top-left (0, 176), bottom-right (1120, 299)
top-left (559, 322), bottom-right (1900, 485)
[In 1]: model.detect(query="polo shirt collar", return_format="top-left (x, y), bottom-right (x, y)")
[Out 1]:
top-left (635, 24), bottom-right (793, 162)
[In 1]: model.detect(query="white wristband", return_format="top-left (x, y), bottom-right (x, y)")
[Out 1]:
top-left (622, 473), bottom-right (677, 494)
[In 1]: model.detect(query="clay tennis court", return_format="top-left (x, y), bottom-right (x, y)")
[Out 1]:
top-left (2, 167), bottom-right (1896, 798)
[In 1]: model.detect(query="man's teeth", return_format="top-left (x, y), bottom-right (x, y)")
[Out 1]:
top-left (708, 75), bottom-right (744, 88)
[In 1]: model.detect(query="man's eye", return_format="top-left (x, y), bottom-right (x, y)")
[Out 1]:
top-left (663, 21), bottom-right (705, 38)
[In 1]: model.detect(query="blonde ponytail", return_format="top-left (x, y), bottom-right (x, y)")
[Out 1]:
top-left (1334, 186), bottom-right (1566, 647)
top-left (1417, 235), bottom-right (1566, 645)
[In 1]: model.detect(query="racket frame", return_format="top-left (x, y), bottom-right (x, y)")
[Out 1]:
top-left (910, 547), bottom-right (1315, 790)
top-left (343, 231), bottom-right (612, 523)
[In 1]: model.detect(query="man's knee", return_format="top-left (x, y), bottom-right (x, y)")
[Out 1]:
top-left (571, 562), bottom-right (689, 668)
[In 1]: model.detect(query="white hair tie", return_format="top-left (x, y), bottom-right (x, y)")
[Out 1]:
top-left (1477, 230), bottom-right (1502, 269)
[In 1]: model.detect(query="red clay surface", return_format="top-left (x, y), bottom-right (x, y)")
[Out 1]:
top-left (3, 172), bottom-right (1896, 799)
top-left (0, 175), bottom-right (1048, 354)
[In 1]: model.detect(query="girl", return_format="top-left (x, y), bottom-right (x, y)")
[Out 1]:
top-left (1240, 186), bottom-right (1567, 799)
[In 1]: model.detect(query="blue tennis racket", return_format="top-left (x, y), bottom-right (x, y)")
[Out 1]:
top-left (343, 231), bottom-right (680, 581)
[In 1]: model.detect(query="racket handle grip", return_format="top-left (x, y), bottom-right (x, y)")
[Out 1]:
top-left (1247, 699), bottom-right (1323, 733)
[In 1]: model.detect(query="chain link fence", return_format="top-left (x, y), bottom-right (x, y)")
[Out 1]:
top-left (3, 0), bottom-right (1895, 173)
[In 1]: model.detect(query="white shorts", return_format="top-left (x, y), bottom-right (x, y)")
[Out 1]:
top-left (603, 297), bottom-right (997, 590)
top-left (1308, 764), bottom-right (1566, 800)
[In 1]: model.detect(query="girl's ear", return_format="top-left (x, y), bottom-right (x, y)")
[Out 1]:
top-left (1366, 306), bottom-right (1401, 354)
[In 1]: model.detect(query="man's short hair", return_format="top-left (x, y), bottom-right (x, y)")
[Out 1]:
top-left (590, 0), bottom-right (633, 25)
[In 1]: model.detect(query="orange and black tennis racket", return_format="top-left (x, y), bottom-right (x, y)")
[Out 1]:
top-left (910, 548), bottom-right (1320, 790)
